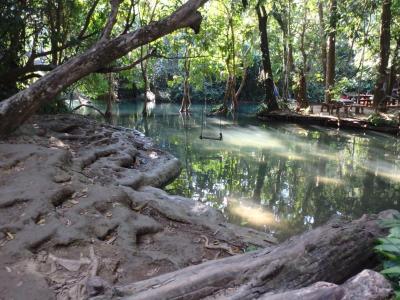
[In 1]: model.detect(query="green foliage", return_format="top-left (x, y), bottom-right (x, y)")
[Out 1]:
top-left (1, 0), bottom-right (399, 110)
top-left (37, 95), bottom-right (70, 115)
top-left (75, 73), bottom-right (109, 100)
top-left (368, 113), bottom-right (398, 127)
top-left (375, 212), bottom-right (400, 297)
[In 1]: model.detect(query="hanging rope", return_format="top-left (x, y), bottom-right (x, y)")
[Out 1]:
top-left (199, 91), bottom-right (223, 141)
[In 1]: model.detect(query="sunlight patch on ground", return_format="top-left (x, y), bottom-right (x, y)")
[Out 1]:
top-left (315, 176), bottom-right (344, 186)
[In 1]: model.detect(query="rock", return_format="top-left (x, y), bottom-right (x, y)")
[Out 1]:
top-left (53, 173), bottom-right (72, 183)
top-left (258, 269), bottom-right (393, 300)
top-left (86, 276), bottom-right (110, 297)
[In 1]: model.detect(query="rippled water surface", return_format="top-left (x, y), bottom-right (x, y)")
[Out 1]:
top-left (82, 102), bottom-right (400, 239)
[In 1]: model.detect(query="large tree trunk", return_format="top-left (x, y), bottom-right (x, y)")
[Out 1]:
top-left (114, 211), bottom-right (392, 300)
top-left (140, 47), bottom-right (153, 116)
top-left (318, 1), bottom-right (327, 87)
top-left (272, 3), bottom-right (293, 101)
top-left (296, 6), bottom-right (309, 109)
top-left (256, 5), bottom-right (279, 112)
top-left (324, 0), bottom-right (337, 104)
top-left (387, 38), bottom-right (399, 99)
top-left (0, 0), bottom-right (207, 137)
top-left (373, 0), bottom-right (392, 110)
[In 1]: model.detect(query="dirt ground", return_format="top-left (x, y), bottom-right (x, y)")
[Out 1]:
top-left (0, 114), bottom-right (276, 300)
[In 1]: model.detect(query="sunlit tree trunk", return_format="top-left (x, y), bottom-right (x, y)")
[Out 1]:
top-left (140, 47), bottom-right (154, 116)
top-left (272, 0), bottom-right (293, 101)
top-left (387, 38), bottom-right (399, 99)
top-left (373, 0), bottom-right (392, 110)
top-left (324, 0), bottom-right (337, 104)
top-left (256, 4), bottom-right (279, 111)
top-left (318, 1), bottom-right (327, 87)
top-left (296, 2), bottom-right (309, 109)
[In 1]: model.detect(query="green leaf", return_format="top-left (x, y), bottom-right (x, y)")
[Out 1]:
top-left (381, 266), bottom-right (400, 275)
top-left (375, 244), bottom-right (400, 255)
top-left (389, 227), bottom-right (400, 238)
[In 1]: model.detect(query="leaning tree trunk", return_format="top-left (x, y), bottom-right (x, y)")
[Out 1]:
top-left (373, 0), bottom-right (392, 110)
top-left (256, 5), bottom-right (279, 112)
top-left (324, 0), bottom-right (337, 104)
top-left (0, 0), bottom-right (207, 137)
top-left (115, 211), bottom-right (392, 300)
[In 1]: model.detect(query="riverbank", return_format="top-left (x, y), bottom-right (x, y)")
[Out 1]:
top-left (258, 108), bottom-right (400, 136)
top-left (0, 114), bottom-right (276, 299)
top-left (0, 113), bottom-right (395, 299)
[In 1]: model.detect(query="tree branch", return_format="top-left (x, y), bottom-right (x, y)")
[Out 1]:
top-left (100, 0), bottom-right (123, 41)
top-left (96, 49), bottom-right (157, 73)
top-left (122, 0), bottom-right (136, 34)
top-left (72, 104), bottom-right (105, 117)
top-left (77, 0), bottom-right (100, 40)
top-left (32, 31), bottom-right (98, 59)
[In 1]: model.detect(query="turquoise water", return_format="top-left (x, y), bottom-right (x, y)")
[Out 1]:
top-left (80, 102), bottom-right (400, 239)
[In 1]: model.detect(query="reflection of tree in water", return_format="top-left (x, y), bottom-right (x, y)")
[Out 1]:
top-left (115, 104), bottom-right (400, 239)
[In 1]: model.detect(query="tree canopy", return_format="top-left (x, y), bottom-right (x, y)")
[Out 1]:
top-left (0, 0), bottom-right (399, 133)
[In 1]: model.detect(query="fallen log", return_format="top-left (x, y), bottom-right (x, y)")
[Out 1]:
top-left (112, 211), bottom-right (395, 300)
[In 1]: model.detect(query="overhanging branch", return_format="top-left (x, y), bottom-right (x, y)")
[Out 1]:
top-left (97, 49), bottom-right (157, 73)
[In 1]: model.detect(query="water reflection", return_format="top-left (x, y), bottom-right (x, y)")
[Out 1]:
top-left (228, 198), bottom-right (280, 228)
top-left (79, 102), bottom-right (400, 240)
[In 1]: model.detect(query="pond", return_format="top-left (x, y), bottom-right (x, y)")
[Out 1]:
top-left (80, 101), bottom-right (400, 240)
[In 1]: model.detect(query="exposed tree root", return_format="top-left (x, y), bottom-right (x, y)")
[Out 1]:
top-left (113, 211), bottom-right (394, 300)
top-left (0, 114), bottom-right (276, 299)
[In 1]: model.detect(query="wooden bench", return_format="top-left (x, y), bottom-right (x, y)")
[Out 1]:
top-left (321, 102), bottom-right (352, 115)
top-left (351, 104), bottom-right (364, 114)
top-left (321, 102), bottom-right (340, 114)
